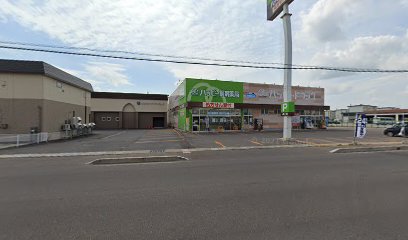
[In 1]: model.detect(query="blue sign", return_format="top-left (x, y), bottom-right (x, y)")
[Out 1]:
top-left (244, 93), bottom-right (257, 99)
top-left (355, 114), bottom-right (367, 138)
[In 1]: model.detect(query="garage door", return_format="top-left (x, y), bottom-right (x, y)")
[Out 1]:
top-left (138, 113), bottom-right (166, 129)
top-left (153, 117), bottom-right (165, 128)
top-left (94, 112), bottom-right (120, 129)
top-left (122, 112), bottom-right (137, 129)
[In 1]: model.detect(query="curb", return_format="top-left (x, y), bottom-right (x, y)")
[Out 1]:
top-left (1, 142), bottom-right (407, 159)
top-left (0, 144), bottom-right (309, 159)
top-left (331, 145), bottom-right (408, 154)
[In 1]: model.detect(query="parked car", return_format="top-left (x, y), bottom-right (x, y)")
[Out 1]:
top-left (384, 123), bottom-right (407, 137)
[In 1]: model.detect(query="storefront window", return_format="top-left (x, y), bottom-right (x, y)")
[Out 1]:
top-left (191, 108), bottom-right (241, 131)
top-left (243, 108), bottom-right (253, 126)
top-left (199, 108), bottom-right (208, 115)
top-left (192, 108), bottom-right (199, 115)
top-left (243, 115), bottom-right (253, 125)
top-left (243, 108), bottom-right (252, 115)
top-left (261, 108), bottom-right (268, 115)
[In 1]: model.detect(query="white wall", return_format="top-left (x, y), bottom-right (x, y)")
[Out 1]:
top-left (0, 73), bottom-right (44, 99)
top-left (91, 98), bottom-right (167, 112)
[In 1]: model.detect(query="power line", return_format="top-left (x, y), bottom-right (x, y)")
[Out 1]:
top-left (4, 40), bottom-right (406, 72)
top-left (0, 43), bottom-right (408, 73)
top-left (0, 40), bottom-right (286, 66)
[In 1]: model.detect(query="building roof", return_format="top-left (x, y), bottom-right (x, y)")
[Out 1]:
top-left (365, 109), bottom-right (408, 114)
top-left (0, 59), bottom-right (93, 92)
top-left (348, 104), bottom-right (377, 108)
top-left (92, 92), bottom-right (168, 101)
top-left (184, 78), bottom-right (324, 89)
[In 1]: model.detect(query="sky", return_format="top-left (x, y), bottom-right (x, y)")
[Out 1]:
top-left (0, 0), bottom-right (407, 109)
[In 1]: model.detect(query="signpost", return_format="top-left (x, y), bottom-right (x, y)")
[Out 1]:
top-left (267, 0), bottom-right (294, 139)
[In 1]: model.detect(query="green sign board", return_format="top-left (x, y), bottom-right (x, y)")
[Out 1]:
top-left (185, 78), bottom-right (243, 103)
top-left (281, 101), bottom-right (295, 113)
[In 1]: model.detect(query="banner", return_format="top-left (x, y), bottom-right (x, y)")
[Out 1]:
top-left (355, 114), bottom-right (367, 138)
top-left (203, 102), bottom-right (234, 109)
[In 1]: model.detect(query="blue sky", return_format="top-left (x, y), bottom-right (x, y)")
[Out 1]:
top-left (0, 0), bottom-right (407, 109)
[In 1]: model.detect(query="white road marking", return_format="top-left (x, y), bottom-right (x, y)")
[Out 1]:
top-left (330, 149), bottom-right (340, 153)
top-left (101, 131), bottom-right (125, 139)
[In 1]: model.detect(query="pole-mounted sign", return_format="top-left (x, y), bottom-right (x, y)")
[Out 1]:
top-left (281, 102), bottom-right (295, 115)
top-left (267, 0), bottom-right (294, 21)
top-left (267, 0), bottom-right (294, 139)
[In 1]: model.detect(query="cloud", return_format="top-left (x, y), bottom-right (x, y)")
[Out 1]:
top-left (305, 34), bottom-right (408, 80)
top-left (299, 0), bottom-right (361, 42)
top-left (57, 62), bottom-right (132, 91)
top-left (84, 62), bottom-right (132, 88)
top-left (1, 0), bottom-right (408, 108)
top-left (0, 0), bottom-right (281, 62)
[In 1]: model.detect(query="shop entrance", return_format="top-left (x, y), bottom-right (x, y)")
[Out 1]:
top-left (300, 115), bottom-right (324, 129)
top-left (153, 117), bottom-right (165, 128)
top-left (192, 108), bottom-right (241, 132)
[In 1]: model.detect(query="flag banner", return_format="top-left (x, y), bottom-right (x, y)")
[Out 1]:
top-left (355, 114), bottom-right (368, 138)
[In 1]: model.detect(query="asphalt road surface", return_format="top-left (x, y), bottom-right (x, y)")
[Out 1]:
top-left (1, 148), bottom-right (408, 239)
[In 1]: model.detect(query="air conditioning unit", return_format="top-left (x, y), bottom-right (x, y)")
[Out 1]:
top-left (62, 124), bottom-right (71, 131)
top-left (71, 117), bottom-right (83, 129)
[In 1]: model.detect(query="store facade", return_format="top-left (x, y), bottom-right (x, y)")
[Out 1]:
top-left (91, 92), bottom-right (168, 130)
top-left (168, 78), bottom-right (329, 132)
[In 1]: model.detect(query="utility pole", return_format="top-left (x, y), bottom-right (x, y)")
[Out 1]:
top-left (282, 3), bottom-right (292, 139)
top-left (267, 0), bottom-right (295, 140)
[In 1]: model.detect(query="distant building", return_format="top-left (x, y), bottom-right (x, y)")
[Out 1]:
top-left (0, 59), bottom-right (93, 134)
top-left (347, 104), bottom-right (377, 113)
top-left (327, 104), bottom-right (407, 124)
top-left (365, 109), bottom-right (408, 123)
top-left (90, 92), bottom-right (168, 129)
top-left (0, 59), bottom-right (168, 134)
top-left (168, 78), bottom-right (329, 131)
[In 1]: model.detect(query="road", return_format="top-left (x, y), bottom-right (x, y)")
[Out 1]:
top-left (1, 148), bottom-right (408, 239)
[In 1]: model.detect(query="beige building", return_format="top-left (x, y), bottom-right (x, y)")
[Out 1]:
top-left (0, 59), bottom-right (93, 134)
top-left (91, 92), bottom-right (168, 129)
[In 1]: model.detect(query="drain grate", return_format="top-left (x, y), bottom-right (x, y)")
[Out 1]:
top-left (89, 156), bottom-right (188, 165)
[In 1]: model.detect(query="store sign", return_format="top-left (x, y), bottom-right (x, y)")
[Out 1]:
top-left (186, 78), bottom-right (244, 104)
top-left (191, 89), bottom-right (240, 98)
top-left (203, 102), bottom-right (234, 109)
top-left (267, 0), bottom-right (294, 21)
top-left (281, 101), bottom-right (295, 113)
top-left (243, 83), bottom-right (324, 106)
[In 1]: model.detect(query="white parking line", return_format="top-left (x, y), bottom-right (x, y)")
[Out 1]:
top-left (101, 131), bottom-right (125, 139)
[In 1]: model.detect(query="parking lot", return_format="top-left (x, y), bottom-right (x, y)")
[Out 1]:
top-left (0, 127), bottom-right (406, 155)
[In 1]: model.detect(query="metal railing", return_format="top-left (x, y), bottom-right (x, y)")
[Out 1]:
top-left (328, 123), bottom-right (395, 128)
top-left (0, 132), bottom-right (63, 149)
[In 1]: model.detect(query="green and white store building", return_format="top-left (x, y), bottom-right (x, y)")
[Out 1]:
top-left (168, 78), bottom-right (329, 132)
